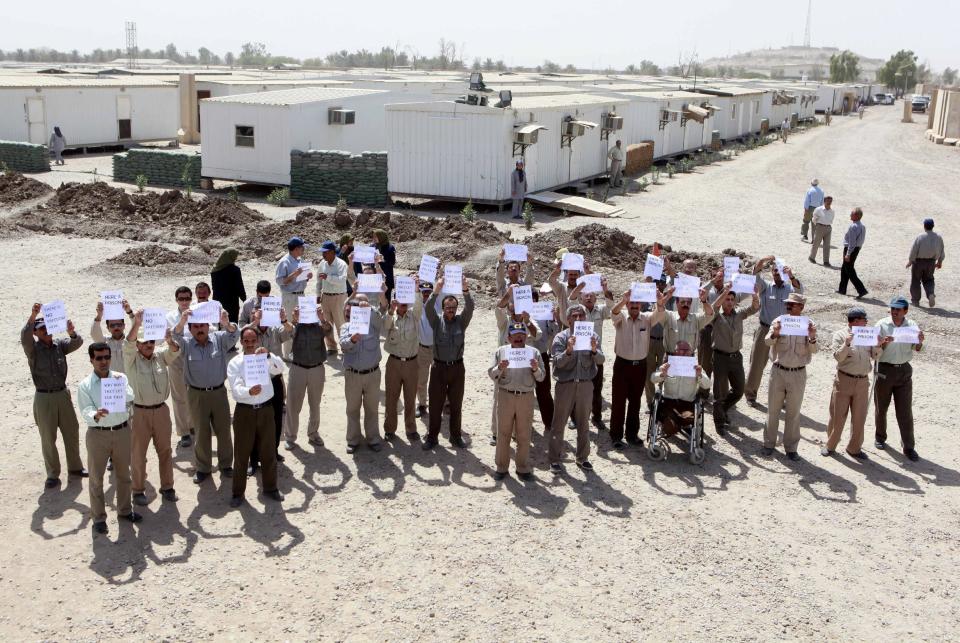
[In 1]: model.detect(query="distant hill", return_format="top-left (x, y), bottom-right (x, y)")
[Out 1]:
top-left (702, 46), bottom-right (882, 81)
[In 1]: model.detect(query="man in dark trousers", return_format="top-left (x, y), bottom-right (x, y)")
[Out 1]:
top-left (906, 218), bottom-right (945, 308)
top-left (874, 296), bottom-right (925, 461)
top-left (838, 207), bottom-right (868, 298)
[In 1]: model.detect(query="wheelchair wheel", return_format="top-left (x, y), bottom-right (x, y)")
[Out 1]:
top-left (689, 446), bottom-right (706, 465)
top-left (647, 443), bottom-right (663, 460)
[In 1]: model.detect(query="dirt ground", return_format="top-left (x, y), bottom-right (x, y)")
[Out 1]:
top-left (2, 105), bottom-right (958, 641)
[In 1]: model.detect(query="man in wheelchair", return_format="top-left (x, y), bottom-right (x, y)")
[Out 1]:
top-left (648, 341), bottom-right (711, 462)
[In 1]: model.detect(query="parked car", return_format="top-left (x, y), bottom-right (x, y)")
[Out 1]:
top-left (874, 93), bottom-right (895, 105)
top-left (912, 96), bottom-right (928, 113)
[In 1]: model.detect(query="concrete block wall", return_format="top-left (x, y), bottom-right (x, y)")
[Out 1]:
top-left (0, 140), bottom-right (50, 172)
top-left (290, 150), bottom-right (388, 206)
top-left (113, 149), bottom-right (201, 188)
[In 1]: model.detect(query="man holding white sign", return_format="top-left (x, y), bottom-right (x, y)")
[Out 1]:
top-left (874, 296), bottom-right (925, 461)
top-left (91, 297), bottom-right (134, 374)
top-left (548, 250), bottom-right (585, 327)
top-left (77, 342), bottom-right (138, 534)
top-left (284, 303), bottom-right (333, 449)
top-left (490, 286), bottom-right (541, 444)
top-left (608, 286), bottom-right (671, 448)
top-left (570, 278), bottom-right (614, 429)
top-left (663, 288), bottom-right (714, 355)
top-left (383, 289), bottom-right (423, 441)
top-left (496, 246), bottom-right (534, 297)
top-left (710, 285), bottom-right (760, 435)
top-left (340, 296), bottom-right (385, 453)
top-left (275, 237), bottom-right (313, 356)
top-left (167, 286), bottom-right (195, 448)
top-left (650, 342), bottom-right (711, 437)
top-left (821, 307), bottom-right (881, 460)
top-left (763, 293), bottom-right (818, 460)
top-left (488, 322), bottom-right (544, 480)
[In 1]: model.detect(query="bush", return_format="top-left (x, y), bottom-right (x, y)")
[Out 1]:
top-left (637, 177), bottom-right (649, 192)
top-left (461, 199), bottom-right (476, 222)
top-left (268, 187), bottom-right (291, 206)
top-left (666, 163), bottom-right (676, 178)
top-left (230, 185), bottom-right (239, 202)
top-left (135, 174), bottom-right (148, 192)
top-left (522, 202), bottom-right (534, 230)
top-left (651, 167), bottom-right (661, 184)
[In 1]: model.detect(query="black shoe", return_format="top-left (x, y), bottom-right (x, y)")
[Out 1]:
top-left (592, 418), bottom-right (606, 431)
top-left (106, 458), bottom-right (113, 472)
top-left (264, 490), bottom-right (284, 502)
top-left (847, 450), bottom-right (868, 460)
top-left (824, 262), bottom-right (833, 267)
top-left (613, 440), bottom-right (626, 450)
top-left (276, 453), bottom-right (285, 463)
top-left (855, 291), bottom-right (868, 299)
top-left (346, 444), bottom-right (358, 454)
top-left (246, 465), bottom-right (257, 477)
top-left (229, 496), bottom-right (243, 508)
top-left (422, 436), bottom-right (437, 450)
top-left (384, 432), bottom-right (396, 441)
top-left (369, 442), bottom-right (383, 452)
top-left (406, 432), bottom-right (421, 442)
top-left (160, 488), bottom-right (178, 502)
top-left (874, 440), bottom-right (886, 450)
top-left (68, 468), bottom-right (89, 478)
top-left (416, 406), bottom-right (427, 418)
top-left (178, 435), bottom-right (192, 448)
top-left (512, 214), bottom-right (522, 220)
top-left (193, 471), bottom-right (209, 484)
top-left (119, 511), bottom-right (143, 523)
top-left (550, 462), bottom-right (563, 473)
top-left (517, 472), bottom-right (533, 482)
top-left (44, 477), bottom-right (60, 489)
top-left (626, 436), bottom-right (644, 446)
top-left (786, 451), bottom-right (800, 461)
top-left (220, 467), bottom-right (234, 478)
top-left (745, 397), bottom-right (758, 408)
top-left (489, 435), bottom-right (497, 446)
top-left (904, 449), bottom-right (919, 462)
top-left (493, 471), bottom-right (508, 481)
top-left (836, 290), bottom-right (847, 296)
top-left (284, 440), bottom-right (296, 451)
top-left (761, 447), bottom-right (775, 456)
top-left (716, 424), bottom-right (727, 436)
top-left (801, 235), bottom-right (808, 241)
top-left (577, 460), bottom-right (594, 471)
top-left (450, 435), bottom-right (467, 449)
top-left (92, 521), bottom-right (108, 535)
top-left (133, 492), bottom-right (149, 506)
top-left (808, 257), bottom-right (816, 264)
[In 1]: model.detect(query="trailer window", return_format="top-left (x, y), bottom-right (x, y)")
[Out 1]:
top-left (754, 100), bottom-right (760, 114)
top-left (731, 103), bottom-right (737, 120)
top-left (235, 125), bottom-right (255, 148)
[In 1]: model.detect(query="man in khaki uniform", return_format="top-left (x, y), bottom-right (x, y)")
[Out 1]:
top-left (22, 303), bottom-right (86, 488)
top-left (125, 312), bottom-right (181, 505)
top-left (383, 291), bottom-right (422, 441)
top-left (569, 279), bottom-right (614, 429)
top-left (763, 293), bottom-right (818, 460)
top-left (650, 341), bottom-right (711, 436)
top-left (821, 307), bottom-right (881, 460)
top-left (317, 240), bottom-right (349, 354)
top-left (663, 290), bottom-right (714, 355)
top-left (166, 286), bottom-right (195, 447)
top-left (547, 250), bottom-right (584, 327)
top-left (489, 322), bottom-right (545, 480)
top-left (284, 303), bottom-right (332, 449)
top-left (711, 284), bottom-right (760, 435)
top-left (91, 299), bottom-right (134, 373)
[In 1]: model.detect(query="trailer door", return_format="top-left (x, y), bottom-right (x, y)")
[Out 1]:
top-left (26, 97), bottom-right (46, 144)
top-left (117, 95), bottom-right (132, 139)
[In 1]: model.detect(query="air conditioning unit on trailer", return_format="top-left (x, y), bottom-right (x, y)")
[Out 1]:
top-left (603, 114), bottom-right (623, 130)
top-left (328, 108), bottom-right (356, 125)
top-left (565, 121), bottom-right (586, 137)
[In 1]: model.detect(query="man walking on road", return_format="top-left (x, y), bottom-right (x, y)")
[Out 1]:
top-left (906, 218), bottom-right (945, 308)
top-left (809, 196), bottom-right (835, 266)
top-left (801, 179), bottom-right (824, 241)
top-left (838, 207), bottom-right (868, 298)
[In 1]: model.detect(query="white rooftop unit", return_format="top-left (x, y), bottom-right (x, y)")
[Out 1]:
top-left (199, 87), bottom-right (389, 185)
top-left (386, 93), bottom-right (628, 203)
top-left (687, 86), bottom-right (768, 139)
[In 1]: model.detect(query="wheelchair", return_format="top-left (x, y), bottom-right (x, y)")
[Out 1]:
top-left (646, 384), bottom-right (706, 464)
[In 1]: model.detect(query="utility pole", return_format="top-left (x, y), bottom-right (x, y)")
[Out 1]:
top-left (803, 0), bottom-right (812, 48)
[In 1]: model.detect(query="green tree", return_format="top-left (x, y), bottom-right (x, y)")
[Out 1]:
top-left (639, 60), bottom-right (661, 75)
top-left (624, 63), bottom-right (638, 74)
top-left (829, 50), bottom-right (861, 82)
top-left (483, 57), bottom-right (495, 71)
top-left (542, 60), bottom-right (560, 73)
top-left (943, 67), bottom-right (958, 85)
top-left (877, 50), bottom-right (918, 94)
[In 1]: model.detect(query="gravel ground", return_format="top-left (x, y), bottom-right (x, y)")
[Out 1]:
top-left (1, 106), bottom-right (958, 641)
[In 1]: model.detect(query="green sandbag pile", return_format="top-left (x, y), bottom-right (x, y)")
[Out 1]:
top-left (113, 149), bottom-right (201, 188)
top-left (290, 150), bottom-right (388, 206)
top-left (0, 140), bottom-right (50, 172)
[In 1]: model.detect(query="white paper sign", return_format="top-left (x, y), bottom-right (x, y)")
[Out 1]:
top-left (353, 246), bottom-right (376, 264)
top-left (298, 296), bottom-right (319, 324)
top-left (577, 274), bottom-right (603, 294)
top-left (774, 257), bottom-right (790, 282)
top-left (101, 290), bottom-right (125, 321)
top-left (349, 306), bottom-right (371, 335)
top-left (356, 273), bottom-right (384, 293)
top-left (418, 255), bottom-right (439, 284)
top-left (723, 256), bottom-right (741, 282)
top-left (507, 347), bottom-right (534, 369)
top-left (852, 326), bottom-right (880, 347)
top-left (643, 254), bottom-right (664, 280)
top-left (296, 261), bottom-right (313, 282)
top-left (259, 296), bottom-right (282, 327)
top-left (512, 285), bottom-right (533, 314)
top-left (731, 273), bottom-right (757, 294)
top-left (442, 265), bottom-right (463, 294)
top-left (189, 301), bottom-right (221, 325)
top-left (504, 244), bottom-right (529, 263)
top-left (573, 321), bottom-right (594, 351)
top-left (667, 355), bottom-right (697, 378)
top-left (892, 326), bottom-right (920, 344)
top-left (531, 302), bottom-right (555, 322)
top-left (674, 274), bottom-right (701, 299)
top-left (40, 300), bottom-right (68, 335)
top-left (779, 315), bottom-right (809, 337)
top-left (561, 252), bottom-right (585, 272)
top-left (100, 375), bottom-right (128, 414)
top-left (243, 353), bottom-right (271, 388)
top-left (394, 277), bottom-right (416, 304)
top-left (630, 282), bottom-right (658, 303)
top-left (143, 308), bottom-right (167, 341)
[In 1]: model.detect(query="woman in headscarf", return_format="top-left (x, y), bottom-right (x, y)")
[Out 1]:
top-left (49, 127), bottom-right (67, 165)
top-left (211, 248), bottom-right (247, 323)
top-left (371, 228), bottom-right (396, 301)
top-left (511, 159), bottom-right (527, 220)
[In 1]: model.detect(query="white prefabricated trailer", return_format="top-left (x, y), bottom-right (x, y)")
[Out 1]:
top-left (692, 86), bottom-right (768, 139)
top-left (386, 93), bottom-right (628, 203)
top-left (196, 78), bottom-right (353, 99)
top-left (814, 84), bottom-right (859, 113)
top-left (199, 87), bottom-right (389, 185)
top-left (0, 76), bottom-right (178, 146)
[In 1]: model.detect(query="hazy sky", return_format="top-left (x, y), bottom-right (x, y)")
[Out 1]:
top-left (7, 0), bottom-right (958, 70)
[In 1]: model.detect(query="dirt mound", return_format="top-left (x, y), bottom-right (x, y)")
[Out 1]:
top-left (524, 223), bottom-right (755, 281)
top-left (0, 172), bottom-right (52, 204)
top-left (96, 244), bottom-right (213, 277)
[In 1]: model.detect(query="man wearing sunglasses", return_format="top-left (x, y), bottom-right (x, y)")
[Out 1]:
top-left (91, 299), bottom-right (134, 373)
top-left (166, 286), bottom-right (195, 448)
top-left (125, 311), bottom-right (181, 506)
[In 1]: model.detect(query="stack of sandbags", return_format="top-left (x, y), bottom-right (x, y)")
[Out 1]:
top-left (113, 149), bottom-right (201, 188)
top-left (289, 150), bottom-right (388, 206)
top-left (0, 140), bottom-right (49, 172)
top-left (625, 141), bottom-right (654, 175)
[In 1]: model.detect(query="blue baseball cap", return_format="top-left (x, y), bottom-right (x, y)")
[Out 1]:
top-left (889, 296), bottom-right (910, 309)
top-left (923, 218), bottom-right (934, 228)
top-left (508, 322), bottom-right (528, 335)
top-left (287, 236), bottom-right (305, 250)
top-left (320, 240), bottom-right (337, 253)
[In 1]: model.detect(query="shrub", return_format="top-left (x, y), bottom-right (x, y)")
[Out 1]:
top-left (637, 177), bottom-right (649, 192)
top-left (651, 167), bottom-right (661, 184)
top-left (666, 163), bottom-right (676, 178)
top-left (522, 202), bottom-right (534, 230)
top-left (336, 195), bottom-right (348, 210)
top-left (461, 199), bottom-right (476, 222)
top-left (135, 174), bottom-right (148, 192)
top-left (230, 185), bottom-right (240, 202)
top-left (267, 187), bottom-right (290, 206)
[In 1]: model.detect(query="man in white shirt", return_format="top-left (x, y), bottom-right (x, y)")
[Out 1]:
top-left (809, 196), bottom-right (835, 266)
top-left (166, 286), bottom-right (194, 447)
top-left (227, 327), bottom-right (286, 508)
top-left (316, 239), bottom-right (349, 355)
top-left (608, 139), bottom-right (624, 189)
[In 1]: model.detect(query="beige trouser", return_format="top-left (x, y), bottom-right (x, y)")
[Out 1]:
top-left (801, 206), bottom-right (814, 237)
top-left (826, 372), bottom-right (869, 454)
top-left (549, 380), bottom-right (593, 464)
top-left (284, 363), bottom-right (325, 441)
top-left (345, 368), bottom-right (382, 446)
top-left (384, 355), bottom-right (418, 435)
top-left (745, 324), bottom-right (770, 400)
top-left (86, 424), bottom-right (132, 522)
top-left (320, 293), bottom-right (346, 350)
top-left (416, 344), bottom-right (432, 407)
top-left (644, 335), bottom-right (666, 406)
top-left (765, 365), bottom-right (807, 452)
top-left (496, 389), bottom-right (535, 473)
top-left (33, 389), bottom-right (82, 478)
top-left (489, 380), bottom-right (499, 437)
top-left (809, 223), bottom-right (832, 264)
top-left (167, 358), bottom-right (192, 437)
top-left (187, 387), bottom-right (232, 473)
top-left (131, 404), bottom-right (174, 493)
